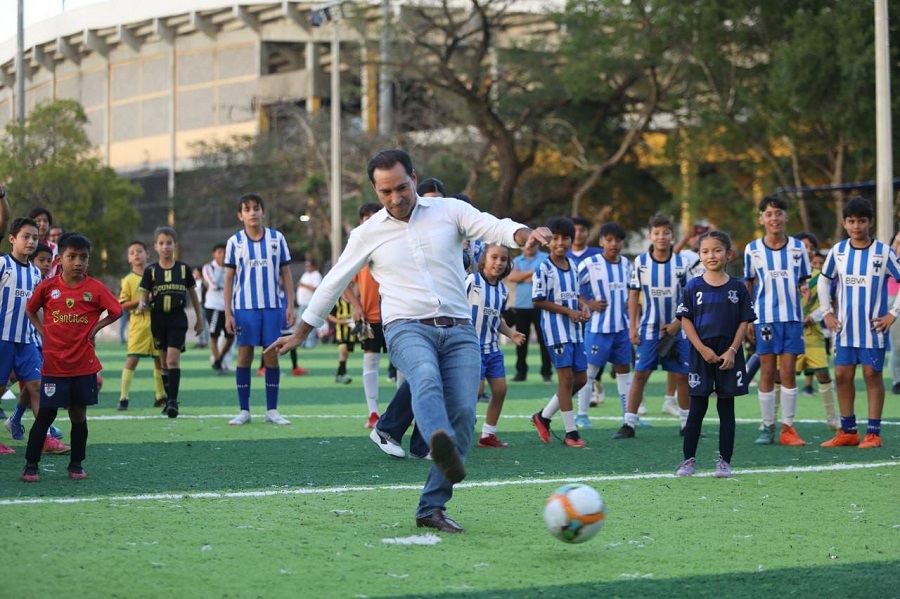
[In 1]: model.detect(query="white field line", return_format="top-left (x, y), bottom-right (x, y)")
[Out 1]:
top-left (34, 413), bottom-right (900, 425)
top-left (1, 460), bottom-right (897, 507)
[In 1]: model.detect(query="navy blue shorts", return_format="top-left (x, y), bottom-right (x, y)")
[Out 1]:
top-left (40, 373), bottom-right (99, 409)
top-left (687, 337), bottom-right (749, 398)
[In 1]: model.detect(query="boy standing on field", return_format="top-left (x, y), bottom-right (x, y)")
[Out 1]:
top-left (744, 196), bottom-right (811, 446)
top-left (117, 241), bottom-right (167, 411)
top-left (224, 194), bottom-right (294, 426)
top-left (22, 233), bottom-right (122, 481)
top-left (819, 197), bottom-right (900, 449)
top-left (202, 244), bottom-right (235, 373)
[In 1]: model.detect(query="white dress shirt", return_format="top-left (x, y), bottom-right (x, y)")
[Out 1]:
top-left (302, 196), bottom-right (524, 328)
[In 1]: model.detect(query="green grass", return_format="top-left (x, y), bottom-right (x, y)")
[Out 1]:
top-left (1, 341), bottom-right (898, 599)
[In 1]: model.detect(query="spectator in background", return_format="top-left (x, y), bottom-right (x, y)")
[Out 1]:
top-left (296, 259), bottom-right (323, 349)
top-left (508, 241), bottom-right (552, 383)
top-left (890, 230), bottom-right (900, 394)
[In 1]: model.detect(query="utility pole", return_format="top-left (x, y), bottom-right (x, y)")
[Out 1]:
top-left (874, 0), bottom-right (893, 242)
top-left (15, 0), bottom-right (25, 154)
top-left (378, 0), bottom-right (392, 137)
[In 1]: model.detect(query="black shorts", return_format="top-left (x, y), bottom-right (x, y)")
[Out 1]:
top-left (687, 337), bottom-right (749, 398)
top-left (206, 309), bottom-right (232, 338)
top-left (151, 311), bottom-right (188, 353)
top-left (361, 322), bottom-right (387, 353)
top-left (40, 374), bottom-right (99, 408)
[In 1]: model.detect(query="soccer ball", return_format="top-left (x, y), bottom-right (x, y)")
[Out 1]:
top-left (543, 483), bottom-right (605, 544)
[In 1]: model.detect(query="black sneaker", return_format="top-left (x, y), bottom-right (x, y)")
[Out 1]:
top-left (612, 424), bottom-right (635, 439)
top-left (892, 382), bottom-right (900, 395)
top-left (116, 399), bottom-right (129, 411)
top-left (512, 373), bottom-right (526, 382)
top-left (166, 400), bottom-right (179, 418)
top-left (212, 360), bottom-right (222, 372)
top-left (564, 431), bottom-right (586, 447)
top-left (67, 463), bottom-right (86, 480)
top-left (21, 464), bottom-right (40, 482)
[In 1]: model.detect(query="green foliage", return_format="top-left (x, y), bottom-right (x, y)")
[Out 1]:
top-left (0, 99), bottom-right (140, 274)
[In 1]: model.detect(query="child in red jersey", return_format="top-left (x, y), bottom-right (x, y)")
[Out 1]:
top-left (21, 232), bottom-right (122, 482)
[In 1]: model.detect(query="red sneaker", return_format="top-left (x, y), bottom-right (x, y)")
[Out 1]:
top-left (858, 433), bottom-right (882, 449)
top-left (256, 368), bottom-right (266, 376)
top-left (564, 431), bottom-right (586, 448)
top-left (821, 430), bottom-right (860, 447)
top-left (292, 366), bottom-right (309, 376)
top-left (365, 412), bottom-right (379, 429)
top-left (531, 412), bottom-right (551, 443)
top-left (779, 424), bottom-right (806, 446)
top-left (0, 442), bottom-right (15, 454)
top-left (478, 434), bottom-right (509, 448)
top-left (43, 436), bottom-right (71, 455)
top-left (68, 465), bottom-right (87, 480)
top-left (21, 465), bottom-right (40, 482)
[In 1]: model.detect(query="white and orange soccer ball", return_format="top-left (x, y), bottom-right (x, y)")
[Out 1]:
top-left (543, 483), bottom-right (605, 544)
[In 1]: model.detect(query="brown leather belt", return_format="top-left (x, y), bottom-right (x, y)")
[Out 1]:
top-left (418, 317), bottom-right (471, 328)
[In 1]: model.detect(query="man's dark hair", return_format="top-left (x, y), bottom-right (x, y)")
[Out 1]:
top-left (238, 193), bottom-right (264, 212)
top-left (58, 232), bottom-right (91, 252)
top-left (358, 202), bottom-right (381, 219)
top-left (843, 196), bottom-right (874, 220)
top-left (367, 149), bottom-right (414, 184)
top-left (27, 206), bottom-right (53, 226)
top-left (572, 216), bottom-right (591, 229)
top-left (758, 195), bottom-right (788, 212)
top-left (599, 222), bottom-right (626, 240)
top-left (8, 217), bottom-right (38, 237)
top-left (794, 231), bottom-right (819, 250)
top-left (547, 217), bottom-right (575, 239)
top-left (417, 178), bottom-right (446, 196)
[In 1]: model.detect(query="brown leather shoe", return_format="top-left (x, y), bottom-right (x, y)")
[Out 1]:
top-left (429, 430), bottom-right (466, 484)
top-left (415, 509), bottom-right (464, 533)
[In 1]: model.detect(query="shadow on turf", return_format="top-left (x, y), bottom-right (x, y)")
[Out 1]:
top-left (378, 560), bottom-right (900, 599)
top-left (1, 422), bottom-right (892, 499)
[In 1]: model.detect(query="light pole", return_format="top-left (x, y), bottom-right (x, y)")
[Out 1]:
top-left (874, 0), bottom-right (893, 243)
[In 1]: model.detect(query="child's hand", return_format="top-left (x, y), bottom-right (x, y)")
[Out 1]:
top-left (194, 320), bottom-right (204, 335)
top-left (823, 313), bottom-right (842, 334)
top-left (569, 308), bottom-right (586, 324)
top-left (717, 351), bottom-right (735, 370)
top-left (511, 331), bottom-right (526, 346)
top-left (871, 313), bottom-right (896, 334)
top-left (700, 346), bottom-right (719, 364)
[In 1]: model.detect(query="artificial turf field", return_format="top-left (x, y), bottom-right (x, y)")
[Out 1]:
top-left (0, 340), bottom-right (898, 599)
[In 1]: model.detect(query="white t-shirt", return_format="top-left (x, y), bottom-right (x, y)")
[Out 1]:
top-left (296, 270), bottom-right (322, 307)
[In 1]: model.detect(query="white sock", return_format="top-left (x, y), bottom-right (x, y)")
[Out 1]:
top-left (781, 385), bottom-right (798, 426)
top-left (759, 390), bottom-right (776, 426)
top-left (578, 364), bottom-right (601, 415)
top-left (679, 408), bottom-right (689, 429)
top-left (624, 411), bottom-right (639, 428)
top-left (541, 394), bottom-right (560, 420)
top-left (561, 410), bottom-right (576, 433)
top-left (616, 373), bottom-right (633, 416)
top-left (481, 423), bottom-right (497, 436)
top-left (664, 394), bottom-right (676, 405)
top-left (362, 353), bottom-right (381, 414)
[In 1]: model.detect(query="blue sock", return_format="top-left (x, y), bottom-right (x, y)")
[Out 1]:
top-left (265, 367), bottom-right (280, 410)
top-left (236, 367), bottom-right (251, 412)
top-left (12, 404), bottom-right (26, 422)
top-left (840, 415), bottom-right (857, 433)
top-left (866, 419), bottom-right (881, 436)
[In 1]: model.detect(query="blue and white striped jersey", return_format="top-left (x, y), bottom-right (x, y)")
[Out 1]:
top-left (225, 228), bottom-right (291, 310)
top-left (743, 237), bottom-right (810, 324)
top-left (629, 251), bottom-right (690, 340)
top-left (0, 255), bottom-right (41, 343)
top-left (821, 239), bottom-right (900, 349)
top-left (533, 257), bottom-right (583, 346)
top-left (578, 253), bottom-right (631, 334)
top-left (466, 272), bottom-right (508, 354)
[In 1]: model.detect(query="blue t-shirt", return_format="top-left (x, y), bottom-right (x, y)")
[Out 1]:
top-left (511, 250), bottom-right (548, 309)
top-left (676, 276), bottom-right (756, 341)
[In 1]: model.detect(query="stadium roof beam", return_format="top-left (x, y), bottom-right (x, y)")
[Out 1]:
top-left (153, 18), bottom-right (175, 44)
top-left (234, 5), bottom-right (261, 32)
top-left (32, 45), bottom-right (54, 72)
top-left (191, 12), bottom-right (218, 40)
top-left (56, 37), bottom-right (80, 66)
top-left (0, 69), bottom-right (11, 87)
top-left (84, 30), bottom-right (109, 58)
top-left (281, 1), bottom-right (306, 28)
top-left (117, 24), bottom-right (142, 52)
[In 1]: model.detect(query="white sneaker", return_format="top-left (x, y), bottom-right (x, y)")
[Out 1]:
top-left (369, 428), bottom-right (405, 458)
top-left (637, 402), bottom-right (648, 416)
top-left (662, 399), bottom-right (681, 416)
top-left (1, 389), bottom-right (15, 400)
top-left (228, 410), bottom-right (251, 426)
top-left (264, 409), bottom-right (291, 425)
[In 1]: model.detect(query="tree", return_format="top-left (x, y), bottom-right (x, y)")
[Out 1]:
top-left (0, 99), bottom-right (141, 275)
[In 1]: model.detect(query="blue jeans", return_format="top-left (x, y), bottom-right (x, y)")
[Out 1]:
top-left (377, 380), bottom-right (428, 458)
top-left (384, 320), bottom-right (480, 519)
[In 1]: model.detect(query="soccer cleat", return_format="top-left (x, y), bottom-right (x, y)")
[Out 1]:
top-left (714, 456), bottom-right (732, 478)
top-left (779, 424), bottom-right (806, 446)
top-left (589, 380), bottom-right (605, 407)
top-left (802, 385), bottom-right (815, 397)
top-left (662, 399), bottom-right (681, 416)
top-left (858, 433), bottom-right (882, 449)
top-left (42, 436), bottom-right (71, 455)
top-left (365, 412), bottom-right (379, 429)
top-left (542, 375), bottom-right (553, 384)
top-left (574, 414), bottom-right (593, 429)
top-left (292, 366), bottom-right (309, 376)
top-left (48, 425), bottom-right (64, 440)
top-left (892, 382), bottom-right (900, 395)
top-left (531, 412), bottom-right (552, 443)
top-left (612, 424), bottom-right (635, 439)
top-left (0, 442), bottom-right (15, 454)
top-left (264, 409), bottom-right (291, 425)
top-left (335, 375), bottom-right (352, 385)
top-left (166, 400), bottom-right (179, 418)
top-left (821, 430), bottom-right (860, 447)
top-left (116, 399), bottom-right (129, 411)
top-left (21, 465), bottom-right (40, 482)
top-left (68, 464), bottom-right (87, 480)
top-left (676, 457), bottom-right (696, 477)
top-left (478, 433), bottom-right (509, 448)
top-left (153, 397), bottom-right (167, 409)
top-left (512, 373), bottom-right (526, 382)
top-left (4, 417), bottom-right (25, 441)
top-left (228, 410), bottom-right (252, 426)
top-left (564, 431), bottom-right (586, 447)
top-left (637, 402), bottom-right (648, 416)
top-left (754, 424), bottom-right (776, 445)
top-left (369, 427), bottom-right (406, 458)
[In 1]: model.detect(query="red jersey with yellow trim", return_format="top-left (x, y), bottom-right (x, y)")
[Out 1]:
top-left (26, 275), bottom-right (122, 377)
